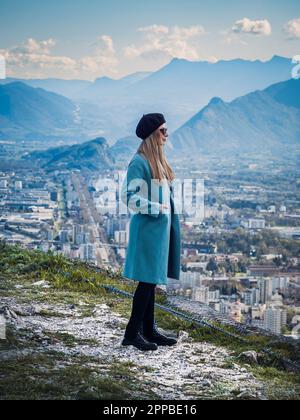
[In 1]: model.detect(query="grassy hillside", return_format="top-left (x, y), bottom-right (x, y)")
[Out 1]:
top-left (0, 241), bottom-right (299, 400)
top-left (23, 137), bottom-right (116, 172)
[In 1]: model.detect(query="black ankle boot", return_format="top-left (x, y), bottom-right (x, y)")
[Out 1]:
top-left (122, 332), bottom-right (158, 351)
top-left (143, 323), bottom-right (177, 347)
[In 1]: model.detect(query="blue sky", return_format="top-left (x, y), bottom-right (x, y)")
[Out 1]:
top-left (1, 0), bottom-right (300, 80)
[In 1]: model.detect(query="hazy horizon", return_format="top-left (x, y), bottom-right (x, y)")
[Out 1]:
top-left (1, 54), bottom-right (295, 83)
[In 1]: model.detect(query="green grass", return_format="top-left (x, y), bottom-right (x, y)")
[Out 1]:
top-left (0, 241), bottom-right (300, 400)
top-left (0, 349), bottom-right (158, 400)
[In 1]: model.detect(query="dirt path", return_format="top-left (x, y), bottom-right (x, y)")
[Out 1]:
top-left (0, 278), bottom-right (268, 400)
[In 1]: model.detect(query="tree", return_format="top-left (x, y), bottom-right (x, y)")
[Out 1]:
top-left (207, 258), bottom-right (218, 273)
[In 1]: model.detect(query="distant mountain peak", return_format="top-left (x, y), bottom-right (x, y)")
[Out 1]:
top-left (208, 96), bottom-right (224, 105)
top-left (0, 81), bottom-right (77, 140)
top-left (90, 137), bottom-right (107, 145)
top-left (268, 55), bottom-right (291, 64)
top-left (171, 77), bottom-right (300, 156)
top-left (170, 57), bottom-right (186, 62)
top-left (6, 81), bottom-right (31, 90)
top-left (168, 57), bottom-right (191, 66)
top-left (94, 76), bottom-right (116, 84)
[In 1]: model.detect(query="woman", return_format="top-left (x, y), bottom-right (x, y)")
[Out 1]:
top-left (121, 113), bottom-right (181, 351)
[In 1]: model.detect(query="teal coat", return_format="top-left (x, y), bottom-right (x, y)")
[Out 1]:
top-left (121, 153), bottom-right (181, 285)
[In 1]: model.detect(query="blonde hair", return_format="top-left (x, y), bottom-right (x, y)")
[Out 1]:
top-left (137, 129), bottom-right (175, 184)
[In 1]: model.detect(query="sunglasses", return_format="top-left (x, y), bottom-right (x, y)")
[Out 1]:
top-left (159, 128), bottom-right (168, 136)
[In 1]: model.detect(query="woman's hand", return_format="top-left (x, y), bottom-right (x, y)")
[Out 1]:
top-left (159, 204), bottom-right (169, 213)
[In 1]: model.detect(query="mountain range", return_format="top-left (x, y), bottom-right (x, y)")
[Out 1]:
top-left (0, 55), bottom-right (294, 142)
top-left (75, 55), bottom-right (294, 140)
top-left (21, 77), bottom-right (300, 171)
top-left (168, 78), bottom-right (300, 157)
top-left (0, 71), bottom-right (152, 99)
top-left (0, 82), bottom-right (80, 140)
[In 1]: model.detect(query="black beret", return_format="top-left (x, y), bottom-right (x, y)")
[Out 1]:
top-left (136, 113), bottom-right (166, 140)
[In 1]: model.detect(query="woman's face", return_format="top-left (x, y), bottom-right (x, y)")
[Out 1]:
top-left (157, 123), bottom-right (168, 145)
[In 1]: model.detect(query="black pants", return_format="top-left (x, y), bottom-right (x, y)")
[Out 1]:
top-left (124, 282), bottom-right (156, 339)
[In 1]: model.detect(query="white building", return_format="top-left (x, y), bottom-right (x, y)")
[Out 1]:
top-left (59, 230), bottom-right (69, 244)
top-left (0, 179), bottom-right (8, 189)
top-left (62, 244), bottom-right (71, 256)
top-left (15, 181), bottom-right (23, 190)
top-left (272, 276), bottom-right (289, 292)
top-left (73, 225), bottom-right (84, 243)
top-left (186, 261), bottom-right (208, 271)
top-left (241, 218), bottom-right (266, 230)
top-left (80, 244), bottom-right (95, 261)
top-left (258, 278), bottom-right (273, 304)
top-left (75, 231), bottom-right (90, 245)
top-left (220, 300), bottom-right (231, 315)
top-left (263, 293), bottom-right (287, 334)
top-left (114, 230), bottom-right (127, 244)
top-left (193, 286), bottom-right (209, 304)
top-left (243, 288), bottom-right (260, 306)
top-left (264, 307), bottom-right (287, 334)
top-left (209, 290), bottom-right (220, 301)
top-left (181, 271), bottom-right (202, 287)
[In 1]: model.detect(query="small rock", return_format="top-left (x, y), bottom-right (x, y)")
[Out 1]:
top-left (184, 369), bottom-right (196, 379)
top-left (237, 391), bottom-right (265, 400)
top-left (32, 280), bottom-right (51, 288)
top-left (203, 373), bottom-right (214, 380)
top-left (257, 393), bottom-right (268, 401)
top-left (0, 306), bottom-right (19, 320)
top-left (201, 379), bottom-right (212, 388)
top-left (14, 306), bottom-right (37, 316)
top-left (238, 351), bottom-right (259, 365)
top-left (177, 331), bottom-right (191, 343)
top-left (98, 304), bottom-right (109, 310)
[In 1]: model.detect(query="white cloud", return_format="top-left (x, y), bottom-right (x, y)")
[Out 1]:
top-left (11, 38), bottom-right (56, 55)
top-left (1, 36), bottom-right (119, 79)
top-left (231, 18), bottom-right (272, 36)
top-left (283, 18), bottom-right (300, 39)
top-left (3, 51), bottom-right (76, 70)
top-left (80, 35), bottom-right (119, 75)
top-left (1, 38), bottom-right (76, 73)
top-left (124, 24), bottom-right (207, 61)
top-left (220, 17), bottom-right (271, 45)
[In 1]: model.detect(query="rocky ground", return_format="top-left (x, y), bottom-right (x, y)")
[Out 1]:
top-left (0, 276), bottom-right (273, 400)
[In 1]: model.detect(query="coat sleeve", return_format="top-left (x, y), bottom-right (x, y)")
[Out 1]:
top-left (121, 159), bottom-right (161, 218)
